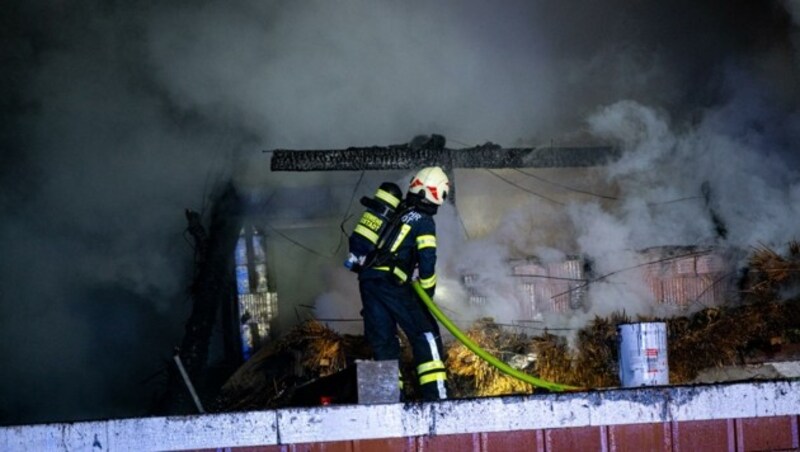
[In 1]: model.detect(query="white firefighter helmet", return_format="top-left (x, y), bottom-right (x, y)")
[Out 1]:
top-left (408, 166), bottom-right (449, 205)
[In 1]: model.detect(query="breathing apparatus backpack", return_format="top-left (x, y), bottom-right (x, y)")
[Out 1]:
top-left (344, 182), bottom-right (404, 273)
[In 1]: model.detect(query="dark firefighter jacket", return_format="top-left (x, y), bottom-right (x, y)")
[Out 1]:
top-left (359, 204), bottom-right (437, 295)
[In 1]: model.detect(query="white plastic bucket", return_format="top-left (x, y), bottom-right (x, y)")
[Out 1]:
top-left (618, 322), bottom-right (669, 387)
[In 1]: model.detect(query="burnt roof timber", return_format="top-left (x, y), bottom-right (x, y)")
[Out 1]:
top-left (269, 146), bottom-right (620, 172)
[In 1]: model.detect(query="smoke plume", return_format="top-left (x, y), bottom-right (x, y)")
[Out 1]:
top-left (2, 0), bottom-right (798, 424)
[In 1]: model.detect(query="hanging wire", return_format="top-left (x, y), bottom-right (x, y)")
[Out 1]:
top-left (265, 223), bottom-right (333, 258)
top-left (242, 188), bottom-right (329, 256)
top-left (646, 196), bottom-right (704, 206)
top-left (449, 138), bottom-right (698, 208)
top-left (513, 168), bottom-right (618, 200)
top-left (333, 170), bottom-right (366, 255)
top-left (485, 169), bottom-right (564, 205)
top-left (685, 270), bottom-right (739, 310)
top-left (513, 168), bottom-right (704, 207)
top-left (549, 249), bottom-right (710, 300)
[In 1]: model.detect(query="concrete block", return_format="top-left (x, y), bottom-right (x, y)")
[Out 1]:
top-left (357, 359), bottom-right (400, 404)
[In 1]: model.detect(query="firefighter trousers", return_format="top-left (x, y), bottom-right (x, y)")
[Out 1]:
top-left (359, 275), bottom-right (448, 400)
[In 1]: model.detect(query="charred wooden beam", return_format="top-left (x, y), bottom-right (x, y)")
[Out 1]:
top-left (180, 182), bottom-right (243, 384)
top-left (270, 143), bottom-right (619, 172)
top-left (156, 182), bottom-right (243, 415)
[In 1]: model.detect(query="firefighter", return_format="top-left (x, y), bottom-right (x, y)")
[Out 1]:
top-left (344, 182), bottom-right (403, 273)
top-left (358, 167), bottom-right (450, 401)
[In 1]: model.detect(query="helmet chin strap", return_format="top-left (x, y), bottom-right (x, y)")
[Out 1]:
top-left (407, 192), bottom-right (439, 215)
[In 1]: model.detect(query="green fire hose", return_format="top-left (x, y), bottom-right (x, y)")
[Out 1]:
top-left (412, 281), bottom-right (579, 392)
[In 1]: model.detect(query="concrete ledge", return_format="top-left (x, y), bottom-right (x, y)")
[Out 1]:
top-left (2, 379), bottom-right (798, 451)
top-left (0, 412), bottom-right (278, 452)
top-left (277, 403), bottom-right (430, 444)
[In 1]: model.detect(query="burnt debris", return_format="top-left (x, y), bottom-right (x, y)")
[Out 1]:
top-left (270, 136), bottom-right (619, 172)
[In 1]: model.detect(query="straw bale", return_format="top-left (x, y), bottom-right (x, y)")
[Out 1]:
top-left (445, 318), bottom-right (533, 396)
top-left (570, 313), bottom-right (628, 388)
top-left (531, 333), bottom-right (574, 385)
top-left (746, 242), bottom-right (800, 300)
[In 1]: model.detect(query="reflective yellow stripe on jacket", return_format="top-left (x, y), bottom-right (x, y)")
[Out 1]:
top-left (389, 224), bottom-right (412, 253)
top-left (419, 274), bottom-right (437, 289)
top-left (416, 234), bottom-right (436, 249)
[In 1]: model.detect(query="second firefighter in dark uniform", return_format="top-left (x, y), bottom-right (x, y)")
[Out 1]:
top-left (357, 167), bottom-right (450, 401)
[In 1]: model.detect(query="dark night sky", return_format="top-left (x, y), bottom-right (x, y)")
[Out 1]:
top-left (1, 0), bottom-right (799, 425)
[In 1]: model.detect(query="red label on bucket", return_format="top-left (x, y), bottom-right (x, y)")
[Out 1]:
top-left (646, 348), bottom-right (659, 373)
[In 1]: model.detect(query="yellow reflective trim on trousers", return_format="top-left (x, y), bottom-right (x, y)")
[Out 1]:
top-left (419, 274), bottom-right (437, 289)
top-left (419, 371), bottom-right (447, 385)
top-left (375, 189), bottom-right (401, 208)
top-left (354, 224), bottom-right (379, 244)
top-left (390, 224), bottom-right (412, 253)
top-left (374, 266), bottom-right (408, 282)
top-left (416, 359), bottom-right (445, 375)
top-left (416, 234), bottom-right (437, 249)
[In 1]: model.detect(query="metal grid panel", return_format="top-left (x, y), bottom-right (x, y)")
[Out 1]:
top-left (512, 258), bottom-right (586, 317)
top-left (641, 249), bottom-right (733, 309)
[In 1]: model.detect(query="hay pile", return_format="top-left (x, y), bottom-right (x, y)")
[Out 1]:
top-left (569, 313), bottom-right (630, 387)
top-left (665, 243), bottom-right (800, 380)
top-left (281, 320), bottom-right (348, 377)
top-left (441, 243), bottom-right (800, 394)
top-left (530, 333), bottom-right (572, 385)
top-left (442, 299), bottom-right (797, 394)
top-left (668, 303), bottom-right (779, 382)
top-left (446, 318), bottom-right (534, 396)
top-left (217, 243), bottom-right (800, 407)
top-left (746, 242), bottom-right (800, 300)
top-left (216, 320), bottom-right (370, 410)
top-left (443, 313), bottom-right (628, 393)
